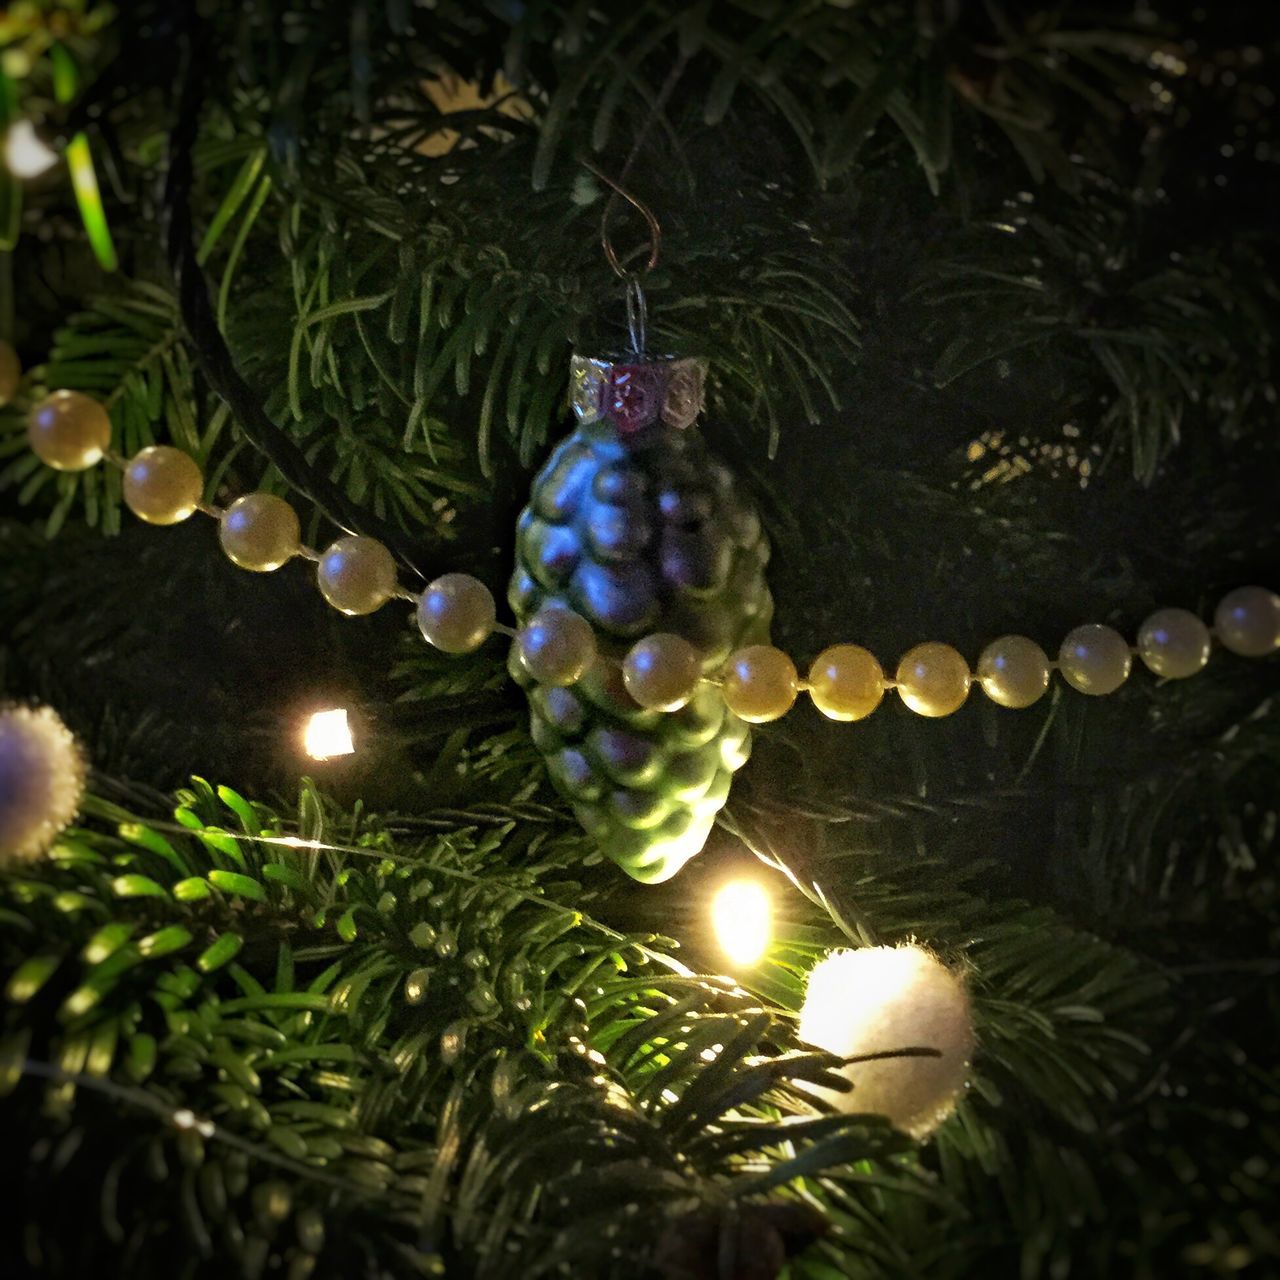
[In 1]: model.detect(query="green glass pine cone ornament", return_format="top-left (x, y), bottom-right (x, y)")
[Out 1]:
top-left (510, 353), bottom-right (773, 882)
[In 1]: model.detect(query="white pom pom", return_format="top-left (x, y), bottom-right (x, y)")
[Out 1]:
top-left (0, 704), bottom-right (86, 862)
top-left (798, 943), bottom-right (975, 1139)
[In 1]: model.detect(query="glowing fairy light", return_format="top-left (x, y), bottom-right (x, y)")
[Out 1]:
top-left (302, 708), bottom-right (354, 760)
top-left (710, 878), bottom-right (772, 968)
top-left (4, 120), bottom-right (58, 179)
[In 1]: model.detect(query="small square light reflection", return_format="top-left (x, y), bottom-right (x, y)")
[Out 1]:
top-left (711, 879), bottom-right (772, 969)
top-left (303, 708), bottom-right (354, 760)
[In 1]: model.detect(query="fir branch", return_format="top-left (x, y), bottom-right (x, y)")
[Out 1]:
top-left (160, 9), bottom-right (445, 579)
top-left (1, 774), bottom-right (919, 1277)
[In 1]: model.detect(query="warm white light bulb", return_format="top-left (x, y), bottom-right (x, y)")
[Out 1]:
top-left (5, 120), bottom-right (58, 179)
top-left (711, 879), bottom-right (772, 968)
top-left (302, 708), bottom-right (354, 760)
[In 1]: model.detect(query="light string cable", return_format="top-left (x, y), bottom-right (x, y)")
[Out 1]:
top-left (75, 793), bottom-right (699, 975)
top-left (161, 4), bottom-right (450, 580)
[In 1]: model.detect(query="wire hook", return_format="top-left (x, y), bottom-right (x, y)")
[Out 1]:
top-left (582, 159), bottom-right (662, 279)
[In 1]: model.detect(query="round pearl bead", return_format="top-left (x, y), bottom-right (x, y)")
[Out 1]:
top-left (807, 644), bottom-right (884, 721)
top-left (517, 607), bottom-right (596, 686)
top-left (123, 446), bottom-right (204, 525)
top-left (721, 645), bottom-right (798, 723)
top-left (316, 535), bottom-right (397, 615)
top-left (219, 493), bottom-right (301, 571)
top-left (0, 340), bottom-right (20, 407)
top-left (1214, 586), bottom-right (1280, 658)
top-left (623, 633), bottom-right (703, 712)
top-left (27, 390), bottom-right (112, 471)
top-left (895, 642), bottom-right (971, 717)
top-left (977, 635), bottom-right (1051, 709)
top-left (1136, 607), bottom-right (1210, 679)
top-left (1058, 624), bottom-right (1131, 695)
top-left (417, 574), bottom-right (497, 654)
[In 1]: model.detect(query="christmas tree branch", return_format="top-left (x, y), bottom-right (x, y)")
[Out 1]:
top-left (160, 9), bottom-right (444, 579)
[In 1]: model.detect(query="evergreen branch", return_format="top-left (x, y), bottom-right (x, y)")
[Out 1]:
top-left (1, 774), bottom-right (921, 1277)
top-left (160, 9), bottom-right (444, 579)
top-left (0, 283), bottom-right (190, 537)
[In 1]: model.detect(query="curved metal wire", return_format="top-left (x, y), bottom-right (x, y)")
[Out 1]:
top-left (582, 159), bottom-right (662, 279)
top-left (623, 274), bottom-right (649, 354)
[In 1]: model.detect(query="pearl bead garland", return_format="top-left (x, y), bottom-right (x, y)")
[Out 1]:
top-left (1136, 608), bottom-right (1211, 679)
top-left (21, 386), bottom-right (1279, 728)
top-left (807, 644), bottom-right (884, 721)
top-left (1214, 586), bottom-right (1280, 658)
top-left (622, 632), bottom-right (703, 711)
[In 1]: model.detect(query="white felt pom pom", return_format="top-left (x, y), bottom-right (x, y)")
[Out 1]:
top-left (0, 704), bottom-right (86, 862)
top-left (798, 943), bottom-right (975, 1139)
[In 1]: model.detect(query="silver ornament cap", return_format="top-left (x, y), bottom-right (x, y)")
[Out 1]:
top-left (570, 353), bottom-right (707, 435)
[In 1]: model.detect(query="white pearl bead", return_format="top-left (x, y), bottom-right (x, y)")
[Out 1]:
top-left (977, 635), bottom-right (1051, 709)
top-left (316, 536), bottom-right (398, 615)
top-left (219, 493), bottom-right (301, 571)
top-left (623, 633), bottom-right (703, 711)
top-left (1214, 586), bottom-right (1280, 658)
top-left (123, 446), bottom-right (204, 525)
top-left (516, 608), bottom-right (596, 686)
top-left (27, 390), bottom-right (111, 471)
top-left (807, 644), bottom-right (884, 721)
top-left (721, 645), bottom-right (798, 723)
top-left (1058, 624), bottom-right (1131, 695)
top-left (417, 574), bottom-right (497, 653)
top-left (1137, 608), bottom-right (1210, 679)
top-left (895, 643), bottom-right (971, 717)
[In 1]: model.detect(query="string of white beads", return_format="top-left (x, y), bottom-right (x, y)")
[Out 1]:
top-left (618, 586), bottom-right (1277, 723)
top-left (1058, 624), bottom-right (1131, 696)
top-left (316, 535), bottom-right (398, 615)
top-left (22, 388), bottom-right (1278, 719)
top-left (895, 642), bottom-right (971, 717)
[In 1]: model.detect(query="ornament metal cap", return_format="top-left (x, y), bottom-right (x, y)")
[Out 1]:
top-left (570, 352), bottom-right (707, 435)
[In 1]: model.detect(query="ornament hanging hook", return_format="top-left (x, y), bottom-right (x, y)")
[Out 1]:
top-left (624, 274), bottom-right (648, 356)
top-left (583, 159), bottom-right (662, 279)
top-left (583, 160), bottom-right (660, 355)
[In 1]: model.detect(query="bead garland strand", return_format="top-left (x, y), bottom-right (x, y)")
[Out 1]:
top-left (24, 386), bottom-right (1280, 726)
